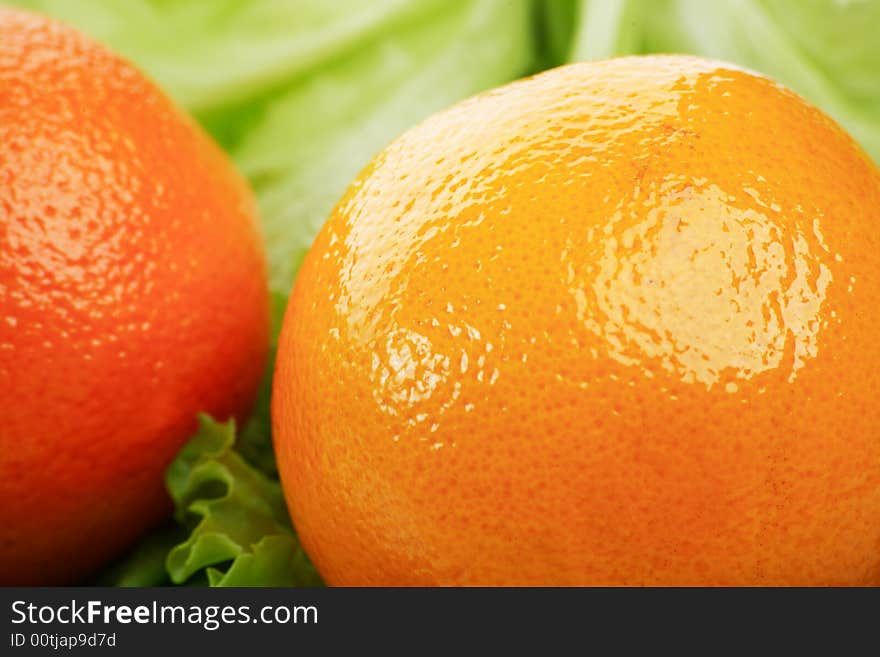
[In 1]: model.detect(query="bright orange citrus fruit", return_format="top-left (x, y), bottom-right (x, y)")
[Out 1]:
top-left (0, 9), bottom-right (268, 584)
top-left (273, 55), bottom-right (880, 585)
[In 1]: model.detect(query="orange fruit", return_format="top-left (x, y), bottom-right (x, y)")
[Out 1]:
top-left (0, 9), bottom-right (268, 585)
top-left (273, 55), bottom-right (880, 586)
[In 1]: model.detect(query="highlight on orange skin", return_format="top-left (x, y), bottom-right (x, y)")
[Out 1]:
top-left (0, 9), bottom-right (268, 584)
top-left (273, 55), bottom-right (880, 586)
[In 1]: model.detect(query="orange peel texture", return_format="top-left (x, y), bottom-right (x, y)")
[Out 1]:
top-left (273, 56), bottom-right (880, 585)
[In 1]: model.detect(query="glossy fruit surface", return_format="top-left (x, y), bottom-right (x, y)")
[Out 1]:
top-left (273, 55), bottom-right (880, 585)
top-left (0, 9), bottom-right (268, 584)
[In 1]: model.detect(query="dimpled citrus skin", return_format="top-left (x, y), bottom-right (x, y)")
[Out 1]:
top-left (273, 55), bottom-right (880, 586)
top-left (0, 10), bottom-right (268, 584)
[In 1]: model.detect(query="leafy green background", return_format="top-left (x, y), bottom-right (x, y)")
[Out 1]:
top-left (5, 0), bottom-right (878, 586)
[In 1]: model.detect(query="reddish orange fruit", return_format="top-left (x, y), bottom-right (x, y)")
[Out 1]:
top-left (273, 56), bottom-right (880, 586)
top-left (0, 9), bottom-right (268, 584)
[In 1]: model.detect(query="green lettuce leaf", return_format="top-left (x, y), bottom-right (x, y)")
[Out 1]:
top-left (164, 415), bottom-right (320, 587)
top-left (533, 0), bottom-right (579, 70)
top-left (91, 415), bottom-right (319, 587)
top-left (90, 524), bottom-right (182, 587)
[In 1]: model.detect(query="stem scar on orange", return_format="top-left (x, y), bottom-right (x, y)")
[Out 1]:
top-left (0, 9), bottom-right (269, 584)
top-left (273, 55), bottom-right (880, 586)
